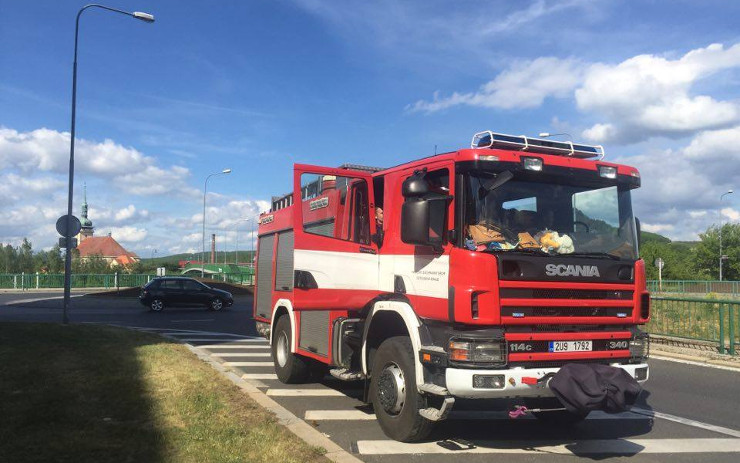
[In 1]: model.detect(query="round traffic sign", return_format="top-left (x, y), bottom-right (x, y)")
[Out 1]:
top-left (56, 215), bottom-right (82, 237)
top-left (654, 257), bottom-right (664, 269)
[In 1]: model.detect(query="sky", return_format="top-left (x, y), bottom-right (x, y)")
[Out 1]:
top-left (1, 0), bottom-right (739, 256)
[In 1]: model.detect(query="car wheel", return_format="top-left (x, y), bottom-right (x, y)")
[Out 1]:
top-left (209, 298), bottom-right (224, 311)
top-left (272, 315), bottom-right (311, 383)
top-left (370, 336), bottom-right (434, 442)
top-left (150, 298), bottom-right (164, 312)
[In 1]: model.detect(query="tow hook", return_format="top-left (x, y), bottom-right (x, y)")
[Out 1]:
top-left (521, 373), bottom-right (555, 387)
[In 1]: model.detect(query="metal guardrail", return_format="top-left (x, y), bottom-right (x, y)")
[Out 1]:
top-left (647, 280), bottom-right (740, 295)
top-left (648, 296), bottom-right (739, 355)
top-left (0, 272), bottom-right (254, 289)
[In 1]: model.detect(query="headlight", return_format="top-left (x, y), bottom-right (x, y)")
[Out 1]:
top-left (449, 339), bottom-right (505, 363)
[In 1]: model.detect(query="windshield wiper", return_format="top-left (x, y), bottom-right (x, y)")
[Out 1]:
top-left (563, 251), bottom-right (622, 260)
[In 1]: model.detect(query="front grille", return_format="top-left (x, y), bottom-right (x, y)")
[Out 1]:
top-left (502, 306), bottom-right (632, 318)
top-left (501, 288), bottom-right (633, 300)
top-left (508, 359), bottom-right (615, 369)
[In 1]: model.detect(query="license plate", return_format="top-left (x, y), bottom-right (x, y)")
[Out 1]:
top-left (549, 340), bottom-right (592, 352)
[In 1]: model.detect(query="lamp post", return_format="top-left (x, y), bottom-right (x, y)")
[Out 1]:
top-left (63, 4), bottom-right (154, 324)
top-left (719, 189), bottom-right (734, 281)
top-left (202, 169), bottom-right (231, 277)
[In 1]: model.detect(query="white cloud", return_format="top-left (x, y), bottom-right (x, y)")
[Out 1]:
top-left (619, 125), bottom-right (740, 240)
top-left (641, 223), bottom-right (674, 233)
top-left (577, 43), bottom-right (740, 143)
top-left (108, 226), bottom-right (148, 243)
top-left (409, 57), bottom-right (585, 113)
top-left (722, 207), bottom-right (739, 221)
top-left (0, 127), bottom-right (197, 197)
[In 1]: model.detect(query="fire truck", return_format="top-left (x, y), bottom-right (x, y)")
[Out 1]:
top-left (253, 131), bottom-right (650, 441)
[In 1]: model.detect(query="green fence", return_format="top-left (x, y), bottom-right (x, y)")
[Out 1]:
top-left (647, 280), bottom-right (740, 295)
top-left (648, 296), bottom-right (739, 355)
top-left (0, 272), bottom-right (254, 290)
top-left (0, 273), bottom-right (157, 290)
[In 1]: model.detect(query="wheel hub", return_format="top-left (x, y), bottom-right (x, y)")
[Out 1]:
top-left (377, 363), bottom-right (405, 415)
top-left (276, 332), bottom-right (289, 368)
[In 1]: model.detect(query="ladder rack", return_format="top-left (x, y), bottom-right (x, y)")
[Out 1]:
top-left (471, 131), bottom-right (604, 159)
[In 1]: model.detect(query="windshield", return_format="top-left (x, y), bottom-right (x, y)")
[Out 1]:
top-left (464, 172), bottom-right (638, 260)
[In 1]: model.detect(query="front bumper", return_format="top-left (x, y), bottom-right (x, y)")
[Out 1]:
top-left (445, 362), bottom-right (649, 399)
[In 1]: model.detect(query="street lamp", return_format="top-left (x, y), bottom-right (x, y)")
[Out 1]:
top-left (63, 4), bottom-right (155, 324)
top-left (539, 132), bottom-right (573, 140)
top-left (202, 169), bottom-right (231, 277)
top-left (719, 189), bottom-right (734, 281)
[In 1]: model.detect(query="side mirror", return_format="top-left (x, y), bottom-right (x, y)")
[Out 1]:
top-left (401, 196), bottom-right (448, 250)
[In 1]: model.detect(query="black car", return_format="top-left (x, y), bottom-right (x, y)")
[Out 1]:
top-left (139, 277), bottom-right (234, 312)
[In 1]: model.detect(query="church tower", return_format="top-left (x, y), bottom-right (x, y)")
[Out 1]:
top-left (78, 183), bottom-right (94, 242)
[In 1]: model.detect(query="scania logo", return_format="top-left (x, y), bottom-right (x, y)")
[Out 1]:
top-left (545, 264), bottom-right (600, 278)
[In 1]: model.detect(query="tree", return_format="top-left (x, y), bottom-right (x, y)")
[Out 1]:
top-left (694, 223), bottom-right (740, 281)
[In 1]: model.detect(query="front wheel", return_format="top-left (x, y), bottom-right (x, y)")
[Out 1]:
top-left (370, 336), bottom-right (434, 442)
top-left (209, 298), bottom-right (224, 311)
top-left (272, 315), bottom-right (311, 383)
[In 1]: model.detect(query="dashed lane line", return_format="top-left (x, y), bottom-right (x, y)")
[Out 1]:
top-left (355, 438), bottom-right (740, 455)
top-left (242, 373), bottom-right (278, 380)
top-left (267, 389), bottom-right (346, 397)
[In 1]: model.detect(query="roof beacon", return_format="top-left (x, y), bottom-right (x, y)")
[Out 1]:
top-left (471, 131), bottom-right (605, 160)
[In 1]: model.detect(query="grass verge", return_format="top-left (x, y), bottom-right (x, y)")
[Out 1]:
top-left (0, 323), bottom-right (327, 463)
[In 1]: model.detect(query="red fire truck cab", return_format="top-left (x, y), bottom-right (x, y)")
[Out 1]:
top-left (253, 131), bottom-right (650, 441)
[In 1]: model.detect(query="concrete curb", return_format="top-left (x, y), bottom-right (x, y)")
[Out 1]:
top-left (157, 333), bottom-right (363, 463)
top-left (650, 347), bottom-right (740, 372)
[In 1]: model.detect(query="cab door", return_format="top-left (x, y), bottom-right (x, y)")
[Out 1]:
top-left (292, 164), bottom-right (379, 311)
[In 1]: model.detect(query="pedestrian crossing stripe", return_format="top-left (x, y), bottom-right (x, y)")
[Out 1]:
top-left (355, 438), bottom-right (740, 455)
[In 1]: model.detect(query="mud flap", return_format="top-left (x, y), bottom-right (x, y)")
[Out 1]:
top-left (549, 364), bottom-right (642, 416)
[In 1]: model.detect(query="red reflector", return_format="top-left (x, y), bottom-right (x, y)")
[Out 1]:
top-left (521, 377), bottom-right (538, 385)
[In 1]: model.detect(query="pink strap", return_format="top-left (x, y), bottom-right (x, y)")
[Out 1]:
top-left (509, 405), bottom-right (528, 419)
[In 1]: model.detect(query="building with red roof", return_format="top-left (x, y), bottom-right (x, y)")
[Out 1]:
top-left (75, 186), bottom-right (140, 267)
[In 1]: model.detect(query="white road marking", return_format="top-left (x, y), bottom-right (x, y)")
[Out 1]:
top-left (305, 410), bottom-right (376, 420)
top-left (631, 407), bottom-right (740, 438)
top-left (199, 345), bottom-right (268, 350)
top-left (4, 294), bottom-right (85, 305)
top-left (241, 373), bottom-right (277, 380)
top-left (223, 357), bottom-right (271, 365)
top-left (180, 338), bottom-right (266, 343)
top-left (447, 410), bottom-right (647, 421)
top-left (356, 438), bottom-right (740, 455)
top-left (220, 361), bottom-right (272, 367)
top-left (213, 353), bottom-right (271, 358)
top-left (650, 354), bottom-right (740, 373)
top-left (267, 389), bottom-right (345, 397)
top-left (204, 344), bottom-right (270, 357)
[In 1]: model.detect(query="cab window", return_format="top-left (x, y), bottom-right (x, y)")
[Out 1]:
top-left (300, 173), bottom-right (370, 244)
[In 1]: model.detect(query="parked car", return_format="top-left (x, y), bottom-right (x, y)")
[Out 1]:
top-left (139, 277), bottom-right (234, 312)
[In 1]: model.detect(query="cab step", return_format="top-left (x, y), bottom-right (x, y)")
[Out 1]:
top-left (329, 368), bottom-right (365, 381)
top-left (419, 397), bottom-right (455, 421)
top-left (418, 383), bottom-right (449, 396)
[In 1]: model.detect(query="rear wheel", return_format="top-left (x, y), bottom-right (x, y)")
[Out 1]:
top-left (272, 315), bottom-right (311, 383)
top-left (149, 298), bottom-right (164, 312)
top-left (370, 336), bottom-right (434, 442)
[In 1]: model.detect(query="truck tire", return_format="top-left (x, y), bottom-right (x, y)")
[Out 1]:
top-left (272, 315), bottom-right (311, 383)
top-left (370, 336), bottom-right (434, 442)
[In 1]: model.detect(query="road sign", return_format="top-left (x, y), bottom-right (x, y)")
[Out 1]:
top-left (56, 215), bottom-right (82, 237)
top-left (654, 258), bottom-right (664, 269)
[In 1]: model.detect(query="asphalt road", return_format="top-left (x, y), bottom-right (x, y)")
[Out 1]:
top-left (2, 291), bottom-right (739, 462)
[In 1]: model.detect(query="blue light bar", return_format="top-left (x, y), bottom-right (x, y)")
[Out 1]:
top-left (471, 131), bottom-right (605, 159)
